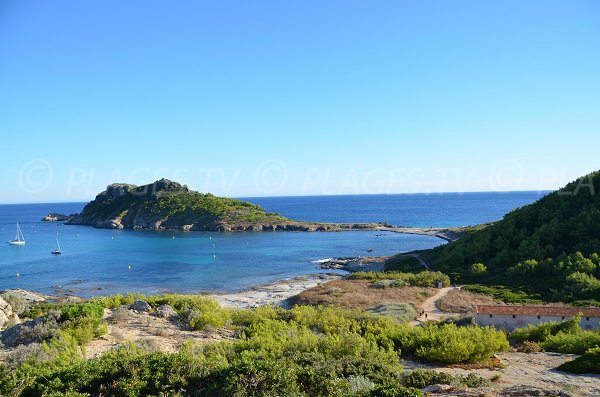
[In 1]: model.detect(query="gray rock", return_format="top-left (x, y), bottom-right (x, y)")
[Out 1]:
top-left (0, 297), bottom-right (18, 330)
top-left (500, 386), bottom-right (573, 397)
top-left (154, 304), bottom-right (178, 319)
top-left (422, 384), bottom-right (453, 393)
top-left (129, 300), bottom-right (151, 312)
top-left (1, 313), bottom-right (60, 347)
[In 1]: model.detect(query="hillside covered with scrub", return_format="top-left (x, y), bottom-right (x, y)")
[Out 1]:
top-left (65, 178), bottom-right (392, 232)
top-left (66, 178), bottom-right (290, 231)
top-left (423, 171), bottom-right (600, 304)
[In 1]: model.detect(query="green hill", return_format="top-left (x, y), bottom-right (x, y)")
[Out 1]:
top-left (67, 178), bottom-right (290, 231)
top-left (426, 171), bottom-right (600, 303)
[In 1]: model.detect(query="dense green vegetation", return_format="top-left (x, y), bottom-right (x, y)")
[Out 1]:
top-left (0, 294), bottom-right (510, 396)
top-left (426, 171), bottom-right (600, 303)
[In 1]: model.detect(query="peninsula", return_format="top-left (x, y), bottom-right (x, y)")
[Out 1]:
top-left (56, 178), bottom-right (468, 239)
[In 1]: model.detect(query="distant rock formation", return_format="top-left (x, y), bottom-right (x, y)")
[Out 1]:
top-left (63, 178), bottom-right (389, 232)
top-left (42, 213), bottom-right (74, 222)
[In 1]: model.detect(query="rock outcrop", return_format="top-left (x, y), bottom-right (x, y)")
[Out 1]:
top-left (129, 300), bottom-right (151, 312)
top-left (154, 304), bottom-right (178, 320)
top-left (42, 213), bottom-right (74, 222)
top-left (0, 297), bottom-right (19, 329)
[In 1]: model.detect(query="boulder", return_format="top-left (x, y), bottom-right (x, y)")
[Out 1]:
top-left (154, 304), bottom-right (178, 319)
top-left (129, 300), bottom-right (151, 312)
top-left (1, 314), bottom-right (60, 347)
top-left (0, 297), bottom-right (18, 329)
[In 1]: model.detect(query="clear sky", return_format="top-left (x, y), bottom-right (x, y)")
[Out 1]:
top-left (1, 0), bottom-right (599, 203)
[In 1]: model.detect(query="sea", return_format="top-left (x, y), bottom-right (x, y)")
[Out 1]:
top-left (0, 191), bottom-right (547, 296)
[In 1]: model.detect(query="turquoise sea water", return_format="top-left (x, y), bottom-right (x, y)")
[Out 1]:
top-left (0, 191), bottom-right (546, 296)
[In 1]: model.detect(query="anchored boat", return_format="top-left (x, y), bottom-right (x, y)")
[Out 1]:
top-left (7, 223), bottom-right (26, 246)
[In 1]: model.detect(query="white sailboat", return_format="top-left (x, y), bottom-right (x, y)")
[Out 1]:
top-left (8, 223), bottom-right (26, 245)
top-left (51, 237), bottom-right (61, 255)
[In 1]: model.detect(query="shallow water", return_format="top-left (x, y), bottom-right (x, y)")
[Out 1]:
top-left (0, 191), bottom-right (545, 296)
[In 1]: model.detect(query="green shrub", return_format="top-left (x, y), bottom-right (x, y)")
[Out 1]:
top-left (470, 263), bottom-right (487, 276)
top-left (557, 347), bottom-right (600, 374)
top-left (394, 323), bottom-right (509, 364)
top-left (511, 317), bottom-right (581, 343)
top-left (542, 331), bottom-right (600, 354)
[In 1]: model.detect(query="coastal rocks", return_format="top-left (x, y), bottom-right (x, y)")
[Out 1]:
top-left (154, 304), bottom-right (178, 320)
top-left (318, 257), bottom-right (386, 272)
top-left (95, 219), bottom-right (124, 229)
top-left (0, 297), bottom-right (19, 329)
top-left (129, 300), bottom-right (151, 312)
top-left (1, 288), bottom-right (50, 303)
top-left (42, 213), bottom-right (73, 222)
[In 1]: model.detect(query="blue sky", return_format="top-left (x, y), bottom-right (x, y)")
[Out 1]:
top-left (1, 0), bottom-right (599, 203)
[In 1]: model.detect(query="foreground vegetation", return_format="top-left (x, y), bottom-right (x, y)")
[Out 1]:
top-left (0, 291), bottom-right (508, 396)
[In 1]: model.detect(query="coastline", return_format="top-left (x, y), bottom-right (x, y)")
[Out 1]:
top-left (211, 273), bottom-right (342, 309)
top-left (3, 274), bottom-right (345, 309)
top-left (46, 214), bottom-right (466, 242)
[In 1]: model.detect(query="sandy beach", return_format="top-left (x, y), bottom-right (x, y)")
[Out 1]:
top-left (211, 273), bottom-right (342, 308)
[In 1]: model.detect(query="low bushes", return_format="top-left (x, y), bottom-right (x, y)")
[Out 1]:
top-left (542, 331), bottom-right (600, 354)
top-left (557, 347), bottom-right (600, 374)
top-left (0, 294), bottom-right (513, 396)
top-left (511, 317), bottom-right (580, 343)
top-left (511, 317), bottom-right (600, 355)
top-left (463, 284), bottom-right (541, 304)
top-left (349, 271), bottom-right (450, 288)
top-left (90, 293), bottom-right (231, 330)
top-left (393, 323), bottom-right (509, 364)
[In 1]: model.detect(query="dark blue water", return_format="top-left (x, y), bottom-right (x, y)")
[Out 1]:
top-left (245, 191), bottom-right (548, 227)
top-left (0, 191), bottom-right (546, 296)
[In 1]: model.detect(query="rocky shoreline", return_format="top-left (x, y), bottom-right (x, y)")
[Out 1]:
top-left (43, 211), bottom-right (466, 242)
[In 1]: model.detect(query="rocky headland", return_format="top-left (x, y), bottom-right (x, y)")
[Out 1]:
top-left (52, 178), bottom-right (470, 240)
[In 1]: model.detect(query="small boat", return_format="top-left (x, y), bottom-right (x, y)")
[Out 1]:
top-left (51, 237), bottom-right (61, 255)
top-left (8, 223), bottom-right (26, 245)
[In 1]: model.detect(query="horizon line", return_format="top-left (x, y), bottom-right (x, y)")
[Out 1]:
top-left (0, 188), bottom-right (553, 206)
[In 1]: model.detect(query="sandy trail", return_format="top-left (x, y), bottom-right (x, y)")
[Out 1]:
top-left (412, 286), bottom-right (455, 324)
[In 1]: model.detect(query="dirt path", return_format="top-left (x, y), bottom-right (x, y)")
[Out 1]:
top-left (412, 286), bottom-right (455, 324)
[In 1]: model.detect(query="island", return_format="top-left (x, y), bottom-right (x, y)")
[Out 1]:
top-left (59, 178), bottom-right (469, 239)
